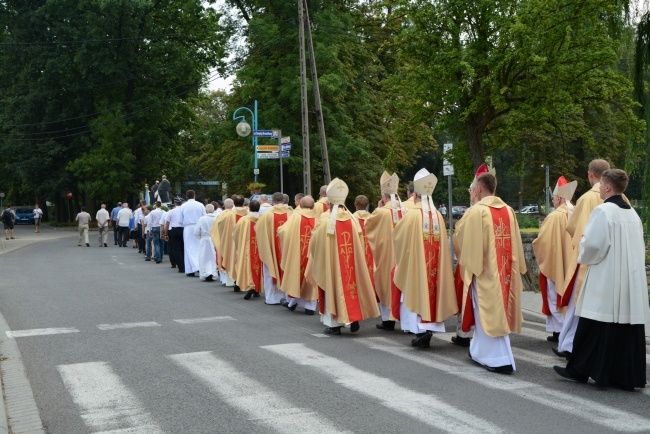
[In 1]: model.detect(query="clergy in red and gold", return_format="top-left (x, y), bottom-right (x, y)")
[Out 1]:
top-left (233, 200), bottom-right (263, 301)
top-left (307, 178), bottom-right (380, 335)
top-left (211, 199), bottom-right (235, 286)
top-left (256, 192), bottom-right (292, 305)
top-left (277, 196), bottom-right (318, 314)
top-left (215, 195), bottom-right (248, 291)
top-left (555, 159), bottom-right (609, 357)
top-left (532, 176), bottom-right (577, 342)
top-left (313, 185), bottom-right (328, 218)
top-left (365, 171), bottom-right (406, 331)
top-left (393, 168), bottom-right (457, 348)
top-left (457, 171), bottom-right (526, 374)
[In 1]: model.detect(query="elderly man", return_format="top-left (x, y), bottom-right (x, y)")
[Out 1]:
top-left (216, 195), bottom-right (248, 290)
top-left (313, 185), bottom-right (328, 217)
top-left (194, 204), bottom-right (218, 281)
top-left (258, 194), bottom-right (272, 214)
top-left (233, 200), bottom-right (263, 300)
top-left (96, 204), bottom-right (110, 247)
top-left (110, 202), bottom-right (122, 245)
top-left (116, 203), bottom-right (133, 247)
top-left (180, 190), bottom-right (206, 277)
top-left (278, 195), bottom-right (318, 314)
top-left (256, 192), bottom-right (292, 305)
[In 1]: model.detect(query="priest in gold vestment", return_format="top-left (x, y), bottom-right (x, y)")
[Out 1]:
top-left (313, 185), bottom-right (328, 218)
top-left (211, 199), bottom-right (235, 286)
top-left (307, 178), bottom-right (380, 335)
top-left (215, 195), bottom-right (248, 291)
top-left (457, 172), bottom-right (526, 374)
top-left (393, 168), bottom-right (457, 348)
top-left (278, 196), bottom-right (318, 314)
top-left (233, 200), bottom-right (263, 300)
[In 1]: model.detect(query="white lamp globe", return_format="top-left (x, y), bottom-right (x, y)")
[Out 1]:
top-left (236, 120), bottom-right (251, 137)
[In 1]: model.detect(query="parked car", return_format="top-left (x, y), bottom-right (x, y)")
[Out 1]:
top-left (452, 206), bottom-right (468, 219)
top-left (14, 207), bottom-right (35, 225)
top-left (518, 205), bottom-right (539, 214)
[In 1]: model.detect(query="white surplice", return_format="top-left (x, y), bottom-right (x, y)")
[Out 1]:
top-left (263, 264), bottom-right (285, 304)
top-left (180, 199), bottom-right (206, 274)
top-left (399, 294), bottom-right (445, 334)
top-left (545, 278), bottom-right (564, 333)
top-left (193, 214), bottom-right (217, 280)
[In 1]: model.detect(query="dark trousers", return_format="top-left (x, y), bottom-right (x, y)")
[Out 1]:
top-left (118, 226), bottom-right (130, 246)
top-left (137, 224), bottom-right (145, 252)
top-left (113, 223), bottom-right (118, 244)
top-left (170, 227), bottom-right (185, 272)
top-left (166, 234), bottom-right (176, 267)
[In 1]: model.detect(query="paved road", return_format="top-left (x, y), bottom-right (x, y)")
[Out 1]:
top-left (0, 225), bottom-right (648, 433)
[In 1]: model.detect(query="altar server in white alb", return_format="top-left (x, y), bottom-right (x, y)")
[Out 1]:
top-left (555, 169), bottom-right (649, 391)
top-left (180, 190), bottom-right (206, 277)
top-left (193, 203), bottom-right (218, 282)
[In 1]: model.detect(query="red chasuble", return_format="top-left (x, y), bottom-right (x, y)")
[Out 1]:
top-left (273, 212), bottom-right (289, 284)
top-left (357, 219), bottom-right (376, 290)
top-left (336, 219), bottom-right (363, 322)
top-left (299, 216), bottom-right (316, 287)
top-left (421, 210), bottom-right (441, 322)
top-left (250, 221), bottom-right (263, 292)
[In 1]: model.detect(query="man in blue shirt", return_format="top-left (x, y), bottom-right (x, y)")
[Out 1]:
top-left (110, 202), bottom-right (122, 245)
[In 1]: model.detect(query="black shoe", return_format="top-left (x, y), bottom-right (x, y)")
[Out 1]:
top-left (286, 302), bottom-right (297, 311)
top-left (547, 332), bottom-right (560, 342)
top-left (305, 309), bottom-right (315, 315)
top-left (233, 285), bottom-right (242, 292)
top-left (552, 348), bottom-right (571, 359)
top-left (115, 242), bottom-right (117, 245)
top-left (324, 327), bottom-right (342, 335)
top-left (376, 320), bottom-right (396, 331)
top-left (186, 273), bottom-right (195, 277)
top-left (553, 366), bottom-right (588, 383)
top-left (145, 258), bottom-right (151, 261)
top-left (171, 265), bottom-right (176, 268)
top-left (86, 243), bottom-right (90, 247)
top-left (78, 244), bottom-right (81, 247)
top-left (104, 243), bottom-right (108, 247)
top-left (485, 364), bottom-right (514, 375)
top-left (155, 260), bottom-right (162, 264)
top-left (411, 331), bottom-right (433, 348)
top-left (253, 292), bottom-right (260, 298)
top-left (451, 336), bottom-right (471, 347)
top-left (205, 275), bottom-right (214, 282)
top-left (350, 321), bottom-right (360, 333)
top-left (244, 289), bottom-right (256, 300)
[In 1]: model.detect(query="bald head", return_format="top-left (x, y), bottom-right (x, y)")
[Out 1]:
top-left (224, 199), bottom-right (234, 209)
top-left (300, 195), bottom-right (315, 209)
top-left (319, 185), bottom-right (328, 197)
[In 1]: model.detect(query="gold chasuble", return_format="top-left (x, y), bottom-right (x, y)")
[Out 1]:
top-left (352, 210), bottom-right (375, 290)
top-left (562, 183), bottom-right (602, 306)
top-left (403, 196), bottom-right (415, 210)
top-left (211, 209), bottom-right (231, 271)
top-left (313, 198), bottom-right (328, 218)
top-left (393, 203), bottom-right (457, 322)
top-left (216, 208), bottom-right (248, 280)
top-left (278, 209), bottom-right (317, 300)
top-left (307, 210), bottom-right (380, 323)
top-left (365, 203), bottom-right (402, 308)
top-left (233, 214), bottom-right (263, 292)
top-left (256, 205), bottom-right (292, 285)
top-left (458, 196), bottom-right (526, 337)
top-left (532, 204), bottom-right (573, 314)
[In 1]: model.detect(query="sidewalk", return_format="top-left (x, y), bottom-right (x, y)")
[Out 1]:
top-left (0, 225), bottom-right (76, 255)
top-left (521, 290), bottom-right (650, 345)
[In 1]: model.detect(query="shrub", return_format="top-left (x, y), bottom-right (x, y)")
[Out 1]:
top-left (516, 214), bottom-right (539, 229)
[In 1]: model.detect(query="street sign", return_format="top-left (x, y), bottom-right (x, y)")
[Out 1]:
top-left (258, 144), bottom-right (291, 152)
top-left (257, 151), bottom-right (290, 159)
top-left (253, 130), bottom-right (279, 138)
top-left (65, 190), bottom-right (73, 199)
top-left (253, 168), bottom-right (260, 175)
top-left (281, 136), bottom-right (290, 144)
top-left (443, 143), bottom-right (454, 176)
top-left (282, 143), bottom-right (291, 151)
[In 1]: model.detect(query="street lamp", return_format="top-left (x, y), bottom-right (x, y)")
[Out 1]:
top-left (233, 101), bottom-right (258, 182)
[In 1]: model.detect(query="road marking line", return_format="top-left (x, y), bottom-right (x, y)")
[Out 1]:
top-left (262, 343), bottom-right (503, 434)
top-left (96, 321), bottom-right (161, 331)
top-left (311, 333), bottom-right (331, 338)
top-left (6, 327), bottom-right (80, 338)
top-left (168, 351), bottom-right (347, 433)
top-left (58, 361), bottom-right (162, 433)
top-left (356, 337), bottom-right (650, 432)
top-left (173, 316), bottom-right (235, 324)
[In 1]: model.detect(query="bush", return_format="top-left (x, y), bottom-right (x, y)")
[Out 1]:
top-left (516, 214), bottom-right (539, 229)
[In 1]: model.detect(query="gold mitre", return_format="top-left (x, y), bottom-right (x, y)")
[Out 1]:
top-left (553, 176), bottom-right (578, 202)
top-left (380, 171), bottom-right (399, 195)
top-left (326, 178), bottom-right (348, 205)
top-left (413, 168), bottom-right (438, 197)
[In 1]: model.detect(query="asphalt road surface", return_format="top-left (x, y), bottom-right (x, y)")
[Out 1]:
top-left (0, 225), bottom-right (649, 433)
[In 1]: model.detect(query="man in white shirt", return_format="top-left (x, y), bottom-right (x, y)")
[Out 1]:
top-left (33, 204), bottom-right (43, 233)
top-left (180, 190), bottom-right (206, 276)
top-left (166, 198), bottom-right (184, 272)
top-left (258, 194), bottom-right (272, 214)
top-left (95, 204), bottom-right (110, 247)
top-left (117, 203), bottom-right (133, 247)
top-left (148, 202), bottom-right (164, 263)
top-left (133, 201), bottom-right (146, 253)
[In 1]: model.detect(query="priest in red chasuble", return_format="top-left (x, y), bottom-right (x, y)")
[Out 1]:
top-left (393, 168), bottom-right (457, 348)
top-left (256, 192), bottom-right (292, 305)
top-left (306, 178), bottom-right (380, 335)
top-left (532, 176), bottom-right (577, 342)
top-left (365, 172), bottom-right (406, 331)
top-left (457, 171), bottom-right (526, 374)
top-left (233, 200), bottom-right (263, 301)
top-left (278, 195), bottom-right (318, 314)
top-left (214, 195), bottom-right (248, 291)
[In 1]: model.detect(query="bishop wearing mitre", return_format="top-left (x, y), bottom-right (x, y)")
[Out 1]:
top-left (233, 200), bottom-right (263, 300)
top-left (213, 195), bottom-right (248, 291)
top-left (532, 176), bottom-right (577, 342)
top-left (307, 178), bottom-right (380, 335)
top-left (365, 171), bottom-right (406, 331)
top-left (277, 195), bottom-right (318, 314)
top-left (457, 169), bottom-right (526, 374)
top-left (256, 192), bottom-right (292, 305)
top-left (392, 169), bottom-right (457, 348)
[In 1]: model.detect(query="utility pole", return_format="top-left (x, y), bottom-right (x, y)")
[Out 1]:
top-left (298, 0), bottom-right (311, 195)
top-left (302, 0), bottom-right (331, 185)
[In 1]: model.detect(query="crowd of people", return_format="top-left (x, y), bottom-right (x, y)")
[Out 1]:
top-left (91, 159), bottom-right (647, 391)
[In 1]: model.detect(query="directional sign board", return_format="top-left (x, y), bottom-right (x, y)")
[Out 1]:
top-left (281, 136), bottom-right (290, 144)
top-left (257, 144), bottom-right (291, 152)
top-left (257, 151), bottom-right (290, 159)
top-left (253, 130), bottom-right (279, 138)
top-left (443, 143), bottom-right (454, 176)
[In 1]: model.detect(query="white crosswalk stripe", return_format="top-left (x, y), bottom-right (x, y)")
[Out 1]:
top-left (355, 337), bottom-right (650, 432)
top-left (58, 361), bottom-right (162, 433)
top-left (168, 351), bottom-right (348, 433)
top-left (172, 316), bottom-right (235, 324)
top-left (262, 343), bottom-right (504, 434)
top-left (97, 321), bottom-right (161, 330)
top-left (6, 327), bottom-right (80, 338)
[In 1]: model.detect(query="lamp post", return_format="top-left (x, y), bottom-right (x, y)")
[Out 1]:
top-left (233, 101), bottom-right (259, 182)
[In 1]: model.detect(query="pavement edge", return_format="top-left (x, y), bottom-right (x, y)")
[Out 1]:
top-left (0, 309), bottom-right (45, 433)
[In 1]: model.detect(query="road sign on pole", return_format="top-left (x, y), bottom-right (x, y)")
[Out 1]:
top-left (253, 168), bottom-right (260, 175)
top-left (253, 130), bottom-right (279, 138)
top-left (443, 143), bottom-right (454, 176)
top-left (281, 136), bottom-right (290, 144)
top-left (257, 151), bottom-right (290, 159)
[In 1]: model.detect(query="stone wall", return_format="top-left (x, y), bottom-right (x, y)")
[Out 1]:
top-left (521, 233), bottom-right (538, 292)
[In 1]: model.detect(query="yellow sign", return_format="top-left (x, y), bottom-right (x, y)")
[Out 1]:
top-left (257, 145), bottom-right (278, 152)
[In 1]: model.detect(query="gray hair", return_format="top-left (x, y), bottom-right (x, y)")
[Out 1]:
top-left (272, 192), bottom-right (284, 204)
top-left (259, 194), bottom-right (269, 204)
top-left (224, 199), bottom-right (234, 209)
top-left (205, 204), bottom-right (215, 214)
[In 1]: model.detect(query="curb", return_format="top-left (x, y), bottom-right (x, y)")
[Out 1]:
top-left (0, 310), bottom-right (44, 433)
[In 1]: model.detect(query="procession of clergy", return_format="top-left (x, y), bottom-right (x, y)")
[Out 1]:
top-left (175, 158), bottom-right (648, 391)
